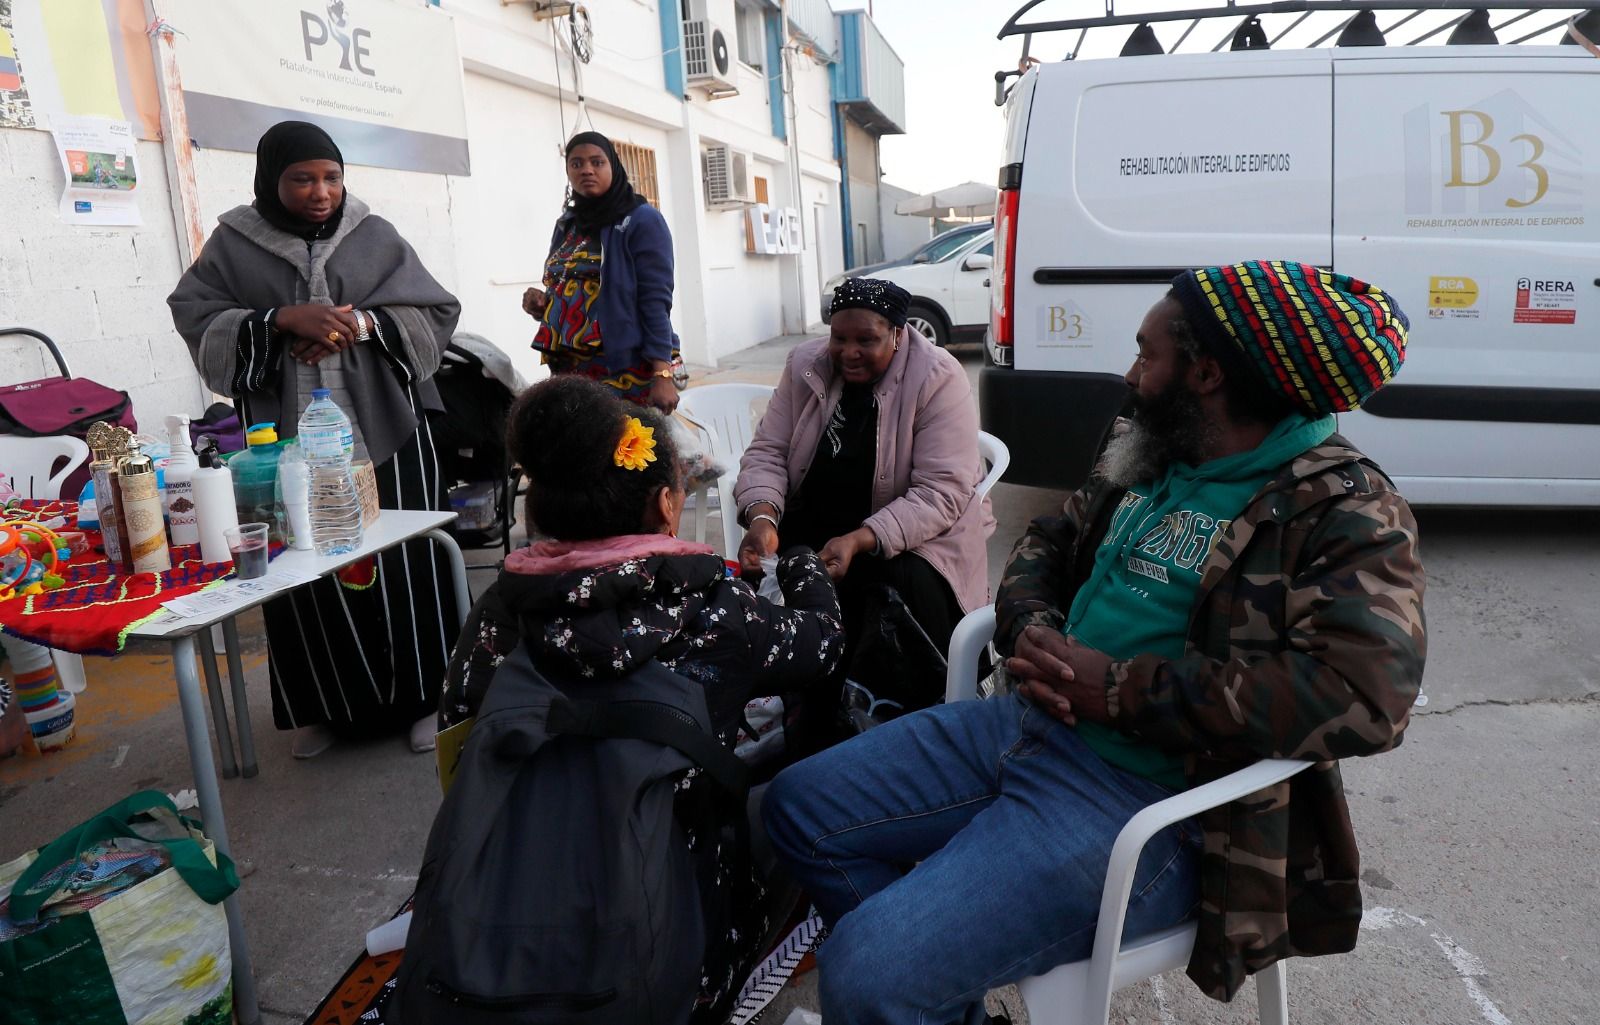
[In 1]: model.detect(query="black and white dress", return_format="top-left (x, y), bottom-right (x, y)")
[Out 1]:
top-left (169, 196), bottom-right (463, 733)
top-left (234, 311), bottom-right (459, 733)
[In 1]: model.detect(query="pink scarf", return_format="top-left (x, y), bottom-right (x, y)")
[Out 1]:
top-left (503, 534), bottom-right (716, 576)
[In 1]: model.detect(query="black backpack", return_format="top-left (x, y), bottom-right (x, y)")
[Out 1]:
top-left (391, 645), bottom-right (750, 1025)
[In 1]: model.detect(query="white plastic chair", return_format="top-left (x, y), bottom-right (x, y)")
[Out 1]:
top-left (676, 383), bottom-right (775, 558)
top-left (944, 606), bottom-right (1308, 1025)
top-left (0, 434), bottom-right (89, 500)
top-left (0, 434), bottom-right (92, 693)
top-left (976, 431), bottom-right (1010, 500)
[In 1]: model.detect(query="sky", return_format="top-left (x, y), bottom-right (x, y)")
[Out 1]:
top-left (839, 0), bottom-right (1587, 198)
top-left (845, 0), bottom-right (1018, 196)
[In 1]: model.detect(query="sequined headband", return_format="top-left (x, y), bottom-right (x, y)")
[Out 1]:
top-left (829, 277), bottom-right (910, 328)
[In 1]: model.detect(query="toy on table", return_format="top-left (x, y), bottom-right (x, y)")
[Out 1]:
top-left (0, 520), bottom-right (68, 601)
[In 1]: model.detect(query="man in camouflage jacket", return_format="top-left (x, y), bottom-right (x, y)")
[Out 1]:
top-left (996, 429), bottom-right (1425, 998)
top-left (763, 261), bottom-right (1425, 1023)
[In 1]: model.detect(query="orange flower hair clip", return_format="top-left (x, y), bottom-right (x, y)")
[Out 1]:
top-left (613, 416), bottom-right (657, 471)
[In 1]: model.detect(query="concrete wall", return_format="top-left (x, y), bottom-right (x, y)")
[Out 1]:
top-left (844, 119), bottom-right (882, 266)
top-left (679, 33), bottom-right (842, 360)
top-left (880, 181), bottom-right (933, 262)
top-left (792, 48), bottom-right (836, 166)
top-left (0, 129), bottom-right (206, 430)
top-left (441, 0), bottom-right (669, 96)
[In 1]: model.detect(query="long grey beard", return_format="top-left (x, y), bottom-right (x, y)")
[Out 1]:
top-left (1097, 420), bottom-right (1164, 488)
top-left (1096, 398), bottom-right (1218, 488)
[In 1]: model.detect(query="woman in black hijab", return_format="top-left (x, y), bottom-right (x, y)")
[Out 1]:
top-left (523, 131), bottom-right (680, 412)
top-left (169, 120), bottom-right (462, 759)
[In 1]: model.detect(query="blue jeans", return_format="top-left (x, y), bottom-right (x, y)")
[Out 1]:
top-left (762, 692), bottom-right (1200, 1025)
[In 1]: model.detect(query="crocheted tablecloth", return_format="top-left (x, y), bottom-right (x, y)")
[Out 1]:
top-left (0, 500), bottom-right (247, 655)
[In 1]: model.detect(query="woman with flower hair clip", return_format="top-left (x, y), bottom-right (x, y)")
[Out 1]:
top-left (437, 375), bottom-right (844, 1014)
top-left (439, 374), bottom-right (845, 744)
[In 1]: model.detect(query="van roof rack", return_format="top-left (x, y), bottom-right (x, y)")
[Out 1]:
top-left (996, 2), bottom-right (1598, 101)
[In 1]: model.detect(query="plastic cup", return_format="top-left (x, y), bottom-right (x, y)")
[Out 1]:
top-left (366, 909), bottom-right (413, 955)
top-left (225, 522), bottom-right (270, 580)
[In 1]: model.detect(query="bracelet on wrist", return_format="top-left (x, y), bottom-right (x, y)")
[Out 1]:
top-left (750, 513), bottom-right (780, 533)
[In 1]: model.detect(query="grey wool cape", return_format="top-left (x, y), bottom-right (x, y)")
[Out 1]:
top-left (167, 196), bottom-right (464, 733)
top-left (167, 196), bottom-right (459, 465)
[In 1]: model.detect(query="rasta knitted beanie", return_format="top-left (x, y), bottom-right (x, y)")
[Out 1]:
top-left (1170, 260), bottom-right (1408, 415)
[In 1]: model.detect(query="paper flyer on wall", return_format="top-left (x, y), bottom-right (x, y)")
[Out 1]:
top-left (51, 113), bottom-right (141, 225)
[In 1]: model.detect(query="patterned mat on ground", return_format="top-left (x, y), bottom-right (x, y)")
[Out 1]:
top-left (303, 903), bottom-right (410, 1025)
top-left (728, 910), bottom-right (825, 1025)
top-left (300, 905), bottom-right (823, 1025)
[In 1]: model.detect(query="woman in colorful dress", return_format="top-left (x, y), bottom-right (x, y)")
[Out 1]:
top-left (523, 131), bottom-right (680, 412)
top-left (168, 121), bottom-right (461, 759)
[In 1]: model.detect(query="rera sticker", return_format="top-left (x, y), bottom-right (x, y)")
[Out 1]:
top-left (1513, 277), bottom-right (1576, 325)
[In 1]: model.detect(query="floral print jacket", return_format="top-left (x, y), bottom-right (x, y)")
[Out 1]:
top-left (436, 535), bottom-right (842, 1021)
top-left (439, 535), bottom-right (844, 744)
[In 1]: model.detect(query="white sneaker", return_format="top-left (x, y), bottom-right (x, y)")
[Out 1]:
top-left (409, 714), bottom-right (437, 754)
top-left (292, 723), bottom-right (336, 759)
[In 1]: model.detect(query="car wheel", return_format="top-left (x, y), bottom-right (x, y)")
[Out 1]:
top-left (905, 303), bottom-right (948, 346)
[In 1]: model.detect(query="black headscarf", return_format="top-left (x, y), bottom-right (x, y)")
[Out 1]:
top-left (564, 131), bottom-right (646, 235)
top-left (253, 121), bottom-right (347, 241)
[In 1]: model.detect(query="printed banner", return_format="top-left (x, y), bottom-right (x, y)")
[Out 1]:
top-left (164, 0), bottom-right (471, 175)
top-left (0, 2), bottom-right (28, 128)
top-left (0, 0), bottom-right (161, 137)
top-left (52, 113), bottom-right (142, 225)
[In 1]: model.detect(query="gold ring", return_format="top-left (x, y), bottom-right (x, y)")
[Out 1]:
top-left (326, 331), bottom-right (341, 343)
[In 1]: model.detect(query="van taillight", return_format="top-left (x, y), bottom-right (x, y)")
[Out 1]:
top-left (992, 181), bottom-right (1020, 348)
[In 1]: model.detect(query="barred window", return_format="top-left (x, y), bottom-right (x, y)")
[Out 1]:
top-left (614, 142), bottom-right (660, 210)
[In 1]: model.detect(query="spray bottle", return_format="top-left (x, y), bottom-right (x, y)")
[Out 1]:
top-left (164, 415), bottom-right (201, 546)
top-left (191, 436), bottom-right (239, 565)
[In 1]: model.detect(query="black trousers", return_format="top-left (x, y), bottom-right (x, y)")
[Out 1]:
top-left (793, 550), bottom-right (964, 755)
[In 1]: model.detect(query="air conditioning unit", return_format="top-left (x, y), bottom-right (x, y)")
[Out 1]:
top-left (683, 0), bottom-right (737, 93)
top-left (702, 143), bottom-right (753, 209)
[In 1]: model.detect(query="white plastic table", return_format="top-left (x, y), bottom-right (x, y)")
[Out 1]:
top-left (125, 510), bottom-right (470, 1025)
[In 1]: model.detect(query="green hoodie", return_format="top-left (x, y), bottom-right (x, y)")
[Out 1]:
top-left (1066, 414), bottom-right (1335, 788)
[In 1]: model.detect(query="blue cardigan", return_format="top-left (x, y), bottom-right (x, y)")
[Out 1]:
top-left (546, 202), bottom-right (676, 373)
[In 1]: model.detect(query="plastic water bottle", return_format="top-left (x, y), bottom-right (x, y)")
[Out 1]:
top-left (297, 389), bottom-right (364, 556)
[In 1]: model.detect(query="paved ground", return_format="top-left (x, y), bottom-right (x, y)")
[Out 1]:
top-left (3, 338), bottom-right (1597, 1025)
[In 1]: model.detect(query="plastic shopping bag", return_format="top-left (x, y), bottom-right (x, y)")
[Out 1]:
top-left (0, 791), bottom-right (239, 1025)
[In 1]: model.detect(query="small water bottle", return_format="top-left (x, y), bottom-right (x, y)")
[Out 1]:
top-left (297, 388), bottom-right (364, 556)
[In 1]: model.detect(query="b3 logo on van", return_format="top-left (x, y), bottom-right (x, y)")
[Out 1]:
top-left (1443, 111), bottom-right (1548, 207)
top-left (1404, 92), bottom-right (1583, 228)
top-left (1038, 303), bottom-right (1092, 348)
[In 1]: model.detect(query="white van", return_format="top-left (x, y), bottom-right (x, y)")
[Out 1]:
top-left (985, 34), bottom-right (1600, 505)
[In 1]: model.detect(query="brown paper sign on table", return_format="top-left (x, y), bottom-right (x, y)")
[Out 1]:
top-left (351, 460), bottom-right (381, 526)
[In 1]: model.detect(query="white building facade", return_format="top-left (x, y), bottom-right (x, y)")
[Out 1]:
top-left (0, 0), bottom-right (908, 416)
